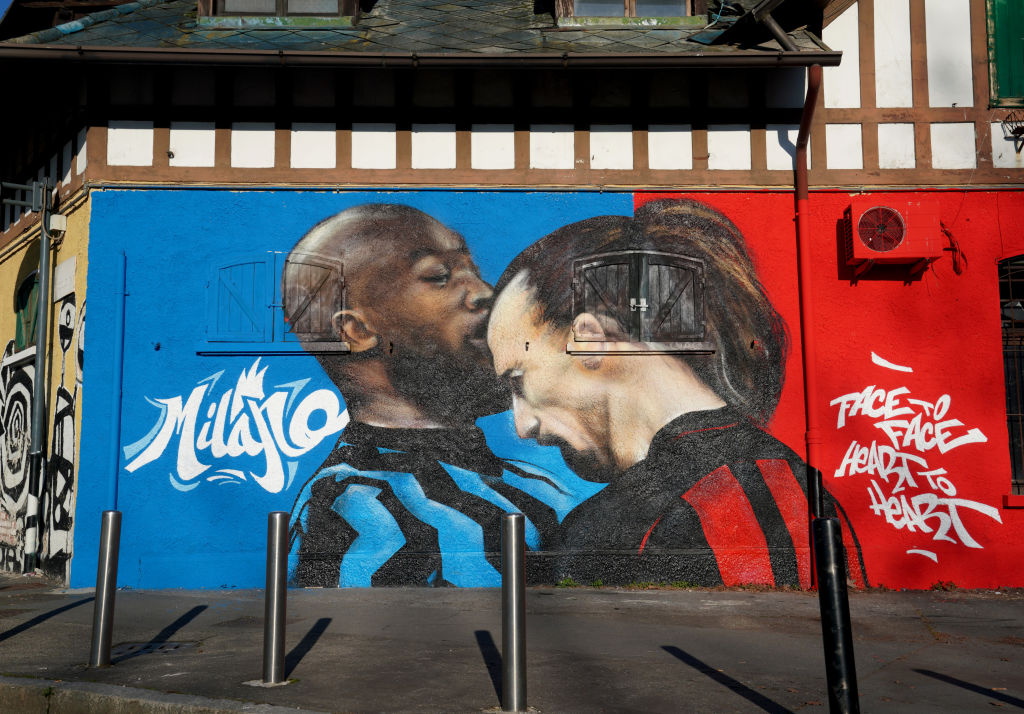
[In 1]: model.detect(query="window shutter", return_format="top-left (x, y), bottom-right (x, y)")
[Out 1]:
top-left (570, 250), bottom-right (712, 353)
top-left (573, 254), bottom-right (634, 341)
top-left (641, 254), bottom-right (705, 342)
top-left (282, 253), bottom-right (344, 343)
top-left (14, 273), bottom-right (39, 352)
top-left (989, 0), bottom-right (1024, 105)
top-left (209, 258), bottom-right (270, 342)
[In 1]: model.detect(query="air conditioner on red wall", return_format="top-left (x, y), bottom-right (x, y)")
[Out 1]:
top-left (842, 197), bottom-right (943, 277)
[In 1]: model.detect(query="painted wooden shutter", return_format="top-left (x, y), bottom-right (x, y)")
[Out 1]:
top-left (573, 254), bottom-right (634, 341)
top-left (282, 253), bottom-right (343, 342)
top-left (209, 258), bottom-right (270, 342)
top-left (14, 273), bottom-right (38, 352)
top-left (989, 0), bottom-right (1024, 105)
top-left (641, 254), bottom-right (705, 343)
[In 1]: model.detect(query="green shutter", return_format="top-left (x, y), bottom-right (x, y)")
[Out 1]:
top-left (989, 0), bottom-right (1024, 106)
top-left (14, 274), bottom-right (38, 352)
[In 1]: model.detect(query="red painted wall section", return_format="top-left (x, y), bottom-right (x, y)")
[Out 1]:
top-left (637, 190), bottom-right (1024, 589)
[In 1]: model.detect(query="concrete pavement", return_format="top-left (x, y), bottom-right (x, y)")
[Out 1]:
top-left (0, 572), bottom-right (1021, 713)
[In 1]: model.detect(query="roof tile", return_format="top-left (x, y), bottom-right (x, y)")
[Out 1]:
top-left (2, 0), bottom-right (831, 60)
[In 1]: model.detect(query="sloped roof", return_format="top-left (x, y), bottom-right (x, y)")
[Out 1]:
top-left (1, 0), bottom-right (838, 64)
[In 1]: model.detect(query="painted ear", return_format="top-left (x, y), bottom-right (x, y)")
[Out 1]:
top-left (573, 312), bottom-right (606, 341)
top-left (572, 312), bottom-right (606, 371)
top-left (334, 309), bottom-right (379, 353)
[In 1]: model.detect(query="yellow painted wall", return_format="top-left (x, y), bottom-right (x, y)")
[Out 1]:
top-left (0, 190), bottom-right (90, 580)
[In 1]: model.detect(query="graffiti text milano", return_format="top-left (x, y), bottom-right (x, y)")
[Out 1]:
top-left (125, 360), bottom-right (348, 493)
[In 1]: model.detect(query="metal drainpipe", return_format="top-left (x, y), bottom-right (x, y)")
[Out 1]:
top-left (108, 251), bottom-right (127, 511)
top-left (795, 65), bottom-right (823, 494)
top-left (25, 184), bottom-right (52, 573)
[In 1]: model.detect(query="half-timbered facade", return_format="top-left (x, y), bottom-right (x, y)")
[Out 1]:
top-left (0, 0), bottom-right (1021, 589)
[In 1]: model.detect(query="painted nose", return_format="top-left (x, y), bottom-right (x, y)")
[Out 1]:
top-left (464, 274), bottom-right (493, 311)
top-left (512, 394), bottom-right (540, 440)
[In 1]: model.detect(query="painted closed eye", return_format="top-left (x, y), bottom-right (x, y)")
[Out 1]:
top-left (421, 269), bottom-right (450, 286)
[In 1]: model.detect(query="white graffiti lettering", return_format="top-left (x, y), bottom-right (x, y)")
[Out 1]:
top-left (829, 356), bottom-right (1000, 561)
top-left (124, 359), bottom-right (349, 493)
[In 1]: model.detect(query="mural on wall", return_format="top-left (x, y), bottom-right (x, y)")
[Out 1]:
top-left (830, 352), bottom-right (1000, 563)
top-left (39, 296), bottom-right (84, 579)
top-left (103, 189), bottom-right (1024, 590)
top-left (0, 342), bottom-right (34, 572)
top-left (487, 199), bottom-right (865, 588)
top-left (117, 197), bottom-right (870, 588)
top-left (279, 200), bottom-right (864, 588)
top-left (283, 204), bottom-right (600, 586)
top-left (0, 294), bottom-right (85, 577)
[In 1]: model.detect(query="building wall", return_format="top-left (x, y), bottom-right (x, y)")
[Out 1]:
top-left (71, 187), bottom-right (1024, 589)
top-left (3, 1), bottom-right (1018, 590)
top-left (27, 0), bottom-right (1011, 197)
top-left (0, 191), bottom-right (89, 579)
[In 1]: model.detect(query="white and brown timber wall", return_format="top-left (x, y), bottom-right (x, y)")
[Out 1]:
top-left (2, 0), bottom-right (1020, 241)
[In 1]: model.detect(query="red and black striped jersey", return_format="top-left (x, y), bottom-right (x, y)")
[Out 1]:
top-left (554, 407), bottom-right (868, 588)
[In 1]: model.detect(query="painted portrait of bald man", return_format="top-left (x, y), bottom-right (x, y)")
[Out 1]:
top-left (284, 204), bottom-right (595, 587)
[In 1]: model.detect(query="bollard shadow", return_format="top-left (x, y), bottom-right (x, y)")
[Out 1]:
top-left (284, 617), bottom-right (331, 678)
top-left (914, 668), bottom-right (1024, 708)
top-left (0, 597), bottom-right (94, 644)
top-left (474, 629), bottom-right (502, 703)
top-left (662, 646), bottom-right (792, 713)
top-left (113, 604), bottom-right (208, 664)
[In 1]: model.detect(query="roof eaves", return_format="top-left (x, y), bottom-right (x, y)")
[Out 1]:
top-left (0, 43), bottom-right (843, 66)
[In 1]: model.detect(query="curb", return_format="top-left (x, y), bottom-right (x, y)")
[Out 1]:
top-left (0, 675), bottom-right (327, 714)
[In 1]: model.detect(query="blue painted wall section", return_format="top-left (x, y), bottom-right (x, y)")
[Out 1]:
top-left (75, 190), bottom-right (629, 588)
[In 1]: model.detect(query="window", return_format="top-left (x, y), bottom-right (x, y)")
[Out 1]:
top-left (198, 0), bottom-right (357, 27)
top-left (999, 255), bottom-right (1024, 495)
top-left (14, 272), bottom-right (38, 352)
top-left (281, 252), bottom-right (348, 351)
top-left (572, 0), bottom-right (691, 16)
top-left (987, 0), bottom-right (1024, 107)
top-left (202, 251), bottom-right (349, 354)
top-left (216, 0), bottom-right (349, 16)
top-left (209, 257), bottom-right (271, 343)
top-left (570, 250), bottom-right (713, 354)
top-left (551, 0), bottom-right (706, 25)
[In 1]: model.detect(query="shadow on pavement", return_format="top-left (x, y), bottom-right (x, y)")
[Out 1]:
top-left (662, 645), bottom-right (792, 714)
top-left (0, 597), bottom-right (94, 644)
top-left (285, 617), bottom-right (331, 678)
top-left (113, 604), bottom-right (208, 664)
top-left (474, 629), bottom-right (502, 703)
top-left (914, 668), bottom-right (1024, 708)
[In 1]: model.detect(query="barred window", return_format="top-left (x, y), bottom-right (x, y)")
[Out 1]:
top-left (999, 254), bottom-right (1024, 495)
top-left (570, 250), bottom-right (712, 354)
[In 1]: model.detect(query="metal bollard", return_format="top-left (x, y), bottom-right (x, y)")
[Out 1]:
top-left (501, 513), bottom-right (526, 712)
top-left (813, 517), bottom-right (860, 714)
top-left (263, 512), bottom-right (288, 684)
top-left (89, 510), bottom-right (122, 667)
top-left (807, 466), bottom-right (825, 519)
top-left (807, 467), bottom-right (825, 587)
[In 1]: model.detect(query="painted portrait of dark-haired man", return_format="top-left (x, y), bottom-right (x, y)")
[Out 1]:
top-left (487, 198), bottom-right (868, 588)
top-left (284, 203), bottom-right (594, 588)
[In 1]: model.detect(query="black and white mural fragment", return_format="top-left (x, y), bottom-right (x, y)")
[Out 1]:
top-left (0, 295), bottom-right (83, 577)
